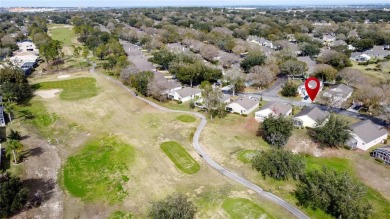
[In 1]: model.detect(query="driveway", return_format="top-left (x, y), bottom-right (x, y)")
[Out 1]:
top-left (120, 40), bottom-right (155, 72)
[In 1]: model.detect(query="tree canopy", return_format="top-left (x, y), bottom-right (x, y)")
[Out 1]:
top-left (309, 114), bottom-right (351, 148)
top-left (295, 167), bottom-right (372, 219)
top-left (0, 173), bottom-right (29, 218)
top-left (0, 67), bottom-right (32, 101)
top-left (260, 115), bottom-right (293, 147)
top-left (252, 149), bottom-right (305, 180)
top-left (149, 193), bottom-right (196, 219)
top-left (240, 52), bottom-right (267, 72)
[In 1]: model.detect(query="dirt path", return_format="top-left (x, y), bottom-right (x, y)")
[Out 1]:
top-left (13, 131), bottom-right (64, 219)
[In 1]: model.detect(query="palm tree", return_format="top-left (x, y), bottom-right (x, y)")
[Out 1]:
top-left (6, 139), bottom-right (23, 164)
top-left (3, 100), bottom-right (16, 122)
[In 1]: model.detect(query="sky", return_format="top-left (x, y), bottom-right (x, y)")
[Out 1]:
top-left (2, 0), bottom-right (390, 7)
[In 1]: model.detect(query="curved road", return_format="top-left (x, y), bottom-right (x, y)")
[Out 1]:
top-left (89, 63), bottom-right (309, 219)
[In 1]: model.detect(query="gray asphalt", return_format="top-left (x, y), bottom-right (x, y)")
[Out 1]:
top-left (89, 62), bottom-right (310, 219)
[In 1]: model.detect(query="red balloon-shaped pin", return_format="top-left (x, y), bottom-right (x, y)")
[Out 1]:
top-left (305, 77), bottom-right (320, 101)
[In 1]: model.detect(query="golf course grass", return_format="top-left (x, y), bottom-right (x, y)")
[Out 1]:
top-left (35, 77), bottom-right (97, 100)
top-left (160, 141), bottom-right (200, 174)
top-left (304, 156), bottom-right (353, 173)
top-left (176, 114), bottom-right (196, 123)
top-left (63, 136), bottom-right (135, 203)
top-left (48, 25), bottom-right (76, 46)
top-left (237, 150), bottom-right (259, 164)
top-left (222, 198), bottom-right (273, 219)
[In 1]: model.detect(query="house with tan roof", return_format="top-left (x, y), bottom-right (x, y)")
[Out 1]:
top-left (226, 96), bottom-right (258, 115)
top-left (293, 106), bottom-right (330, 128)
top-left (255, 101), bottom-right (292, 122)
top-left (346, 120), bottom-right (388, 151)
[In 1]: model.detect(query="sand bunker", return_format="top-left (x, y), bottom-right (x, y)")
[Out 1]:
top-left (57, 74), bottom-right (71, 79)
top-left (35, 89), bottom-right (61, 99)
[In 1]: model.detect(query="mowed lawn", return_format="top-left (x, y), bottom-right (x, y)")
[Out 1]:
top-left (237, 150), bottom-right (259, 164)
top-left (222, 198), bottom-right (274, 219)
top-left (35, 77), bottom-right (97, 100)
top-left (48, 24), bottom-right (76, 46)
top-left (63, 136), bottom-right (135, 204)
top-left (160, 141), bottom-right (200, 174)
top-left (176, 114), bottom-right (196, 123)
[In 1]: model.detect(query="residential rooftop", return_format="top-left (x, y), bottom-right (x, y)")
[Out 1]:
top-left (294, 106), bottom-right (330, 122)
top-left (350, 120), bottom-right (388, 144)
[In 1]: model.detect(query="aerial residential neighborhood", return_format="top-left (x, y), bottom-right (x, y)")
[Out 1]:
top-left (1, 1), bottom-right (390, 219)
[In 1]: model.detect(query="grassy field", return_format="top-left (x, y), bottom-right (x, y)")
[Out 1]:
top-left (34, 77), bottom-right (98, 100)
top-left (63, 136), bottom-right (135, 203)
top-left (108, 211), bottom-right (133, 219)
top-left (237, 150), bottom-right (259, 164)
top-left (222, 198), bottom-right (274, 219)
top-left (304, 155), bottom-right (353, 173)
top-left (27, 71), bottom-right (285, 218)
top-left (350, 60), bottom-right (390, 81)
top-left (201, 112), bottom-right (390, 219)
top-left (48, 24), bottom-right (77, 46)
top-left (160, 141), bottom-right (200, 174)
top-left (176, 114), bottom-right (196, 123)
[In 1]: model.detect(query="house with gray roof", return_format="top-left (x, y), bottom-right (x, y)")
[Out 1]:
top-left (169, 87), bottom-right (201, 103)
top-left (322, 83), bottom-right (353, 107)
top-left (297, 56), bottom-right (316, 75)
top-left (322, 34), bottom-right (336, 44)
top-left (351, 46), bottom-right (390, 61)
top-left (346, 120), bottom-right (388, 151)
top-left (330, 40), bottom-right (347, 47)
top-left (226, 96), bottom-right (259, 115)
top-left (293, 106), bottom-right (330, 128)
top-left (255, 101), bottom-right (292, 122)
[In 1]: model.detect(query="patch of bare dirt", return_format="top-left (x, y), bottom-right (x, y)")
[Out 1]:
top-left (12, 131), bottom-right (64, 219)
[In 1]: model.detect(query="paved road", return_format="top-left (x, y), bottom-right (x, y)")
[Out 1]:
top-left (89, 63), bottom-right (310, 219)
top-left (242, 92), bottom-right (389, 127)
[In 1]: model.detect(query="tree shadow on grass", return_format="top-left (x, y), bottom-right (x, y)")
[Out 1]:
top-left (23, 178), bottom-right (56, 209)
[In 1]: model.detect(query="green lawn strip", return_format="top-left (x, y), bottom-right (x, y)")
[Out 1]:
top-left (222, 198), bottom-right (274, 219)
top-left (35, 77), bottom-right (97, 100)
top-left (176, 114), bottom-right (196, 123)
top-left (48, 25), bottom-right (75, 46)
top-left (237, 150), bottom-right (259, 164)
top-left (18, 101), bottom-right (58, 130)
top-left (304, 156), bottom-right (353, 173)
top-left (160, 141), bottom-right (200, 174)
top-left (63, 136), bottom-right (135, 203)
top-left (108, 211), bottom-right (133, 219)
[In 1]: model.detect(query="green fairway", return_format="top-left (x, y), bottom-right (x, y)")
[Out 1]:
top-left (237, 150), bottom-right (259, 163)
top-left (35, 77), bottom-right (98, 100)
top-left (48, 25), bottom-right (76, 46)
top-left (222, 198), bottom-right (274, 219)
top-left (160, 141), bottom-right (200, 174)
top-left (63, 136), bottom-right (135, 203)
top-left (176, 114), bottom-right (196, 123)
top-left (304, 156), bottom-right (353, 173)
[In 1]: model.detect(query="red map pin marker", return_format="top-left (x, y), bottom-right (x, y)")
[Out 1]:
top-left (305, 77), bottom-right (320, 101)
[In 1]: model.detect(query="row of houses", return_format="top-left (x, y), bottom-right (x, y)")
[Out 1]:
top-left (9, 40), bottom-right (39, 75)
top-left (254, 101), bottom-right (388, 151)
top-left (350, 45), bottom-right (390, 62)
